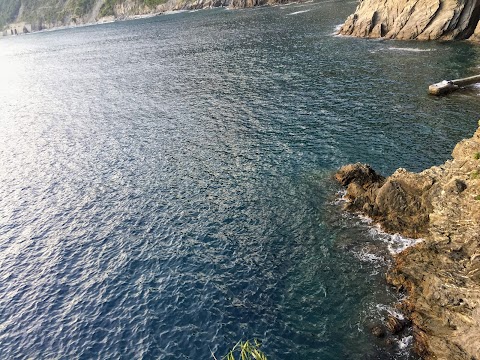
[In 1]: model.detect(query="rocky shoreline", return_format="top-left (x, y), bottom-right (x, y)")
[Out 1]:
top-left (1, 0), bottom-right (294, 36)
top-left (338, 0), bottom-right (480, 41)
top-left (335, 124), bottom-right (480, 359)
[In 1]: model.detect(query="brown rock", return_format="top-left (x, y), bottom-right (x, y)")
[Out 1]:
top-left (445, 178), bottom-right (468, 194)
top-left (336, 124), bottom-right (480, 360)
top-left (335, 163), bottom-right (384, 187)
top-left (338, 0), bottom-right (480, 41)
top-left (385, 315), bottom-right (405, 335)
top-left (334, 165), bottom-right (431, 238)
top-left (470, 20), bottom-right (480, 41)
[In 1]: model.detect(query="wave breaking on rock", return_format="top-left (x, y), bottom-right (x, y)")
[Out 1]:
top-left (335, 124), bottom-right (480, 359)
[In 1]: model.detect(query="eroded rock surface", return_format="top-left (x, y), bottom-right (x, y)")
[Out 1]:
top-left (336, 125), bottom-right (480, 359)
top-left (339, 0), bottom-right (480, 41)
top-left (1, 0), bottom-right (292, 34)
top-left (335, 163), bottom-right (432, 238)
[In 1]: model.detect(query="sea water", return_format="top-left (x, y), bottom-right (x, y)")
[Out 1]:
top-left (1, 1), bottom-right (480, 359)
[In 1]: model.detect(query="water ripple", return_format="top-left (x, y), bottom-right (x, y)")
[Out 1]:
top-left (1, 2), bottom-right (480, 359)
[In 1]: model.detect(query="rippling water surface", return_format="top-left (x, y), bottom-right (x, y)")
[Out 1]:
top-left (2, 2), bottom-right (480, 359)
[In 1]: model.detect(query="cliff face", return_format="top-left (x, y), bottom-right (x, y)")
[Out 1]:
top-left (339, 0), bottom-right (480, 41)
top-left (0, 0), bottom-right (290, 33)
top-left (336, 125), bottom-right (480, 359)
top-left (162, 0), bottom-right (289, 12)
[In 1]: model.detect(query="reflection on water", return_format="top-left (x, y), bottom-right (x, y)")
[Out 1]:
top-left (1, 2), bottom-right (480, 359)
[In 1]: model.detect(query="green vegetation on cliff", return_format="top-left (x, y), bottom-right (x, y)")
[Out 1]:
top-left (99, 0), bottom-right (167, 17)
top-left (0, 0), bottom-right (21, 28)
top-left (0, 0), bottom-right (168, 29)
top-left (98, 0), bottom-right (116, 17)
top-left (0, 0), bottom-right (98, 27)
top-left (71, 0), bottom-right (97, 17)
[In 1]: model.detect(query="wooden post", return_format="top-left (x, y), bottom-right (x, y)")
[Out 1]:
top-left (429, 75), bottom-right (480, 96)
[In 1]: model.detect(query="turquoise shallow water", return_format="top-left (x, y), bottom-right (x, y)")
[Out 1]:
top-left (1, 1), bottom-right (480, 359)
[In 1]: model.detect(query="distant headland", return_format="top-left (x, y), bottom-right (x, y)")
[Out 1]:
top-left (0, 0), bottom-right (293, 36)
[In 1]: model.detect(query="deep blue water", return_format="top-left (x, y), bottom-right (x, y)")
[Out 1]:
top-left (1, 1), bottom-right (480, 359)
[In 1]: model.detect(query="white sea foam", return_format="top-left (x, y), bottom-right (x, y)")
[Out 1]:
top-left (357, 213), bottom-right (373, 225)
top-left (398, 335), bottom-right (413, 349)
top-left (128, 13), bottom-right (158, 20)
top-left (367, 225), bottom-right (422, 254)
top-left (163, 10), bottom-right (188, 15)
top-left (371, 304), bottom-right (414, 355)
top-left (331, 189), bottom-right (347, 205)
top-left (287, 9), bottom-right (311, 15)
top-left (388, 47), bottom-right (435, 52)
top-left (353, 248), bottom-right (385, 264)
top-left (375, 304), bottom-right (405, 321)
top-left (472, 84), bottom-right (480, 96)
top-left (333, 192), bottom-right (421, 254)
top-left (330, 23), bottom-right (345, 36)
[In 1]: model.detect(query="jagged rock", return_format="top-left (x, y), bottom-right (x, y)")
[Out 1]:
top-left (385, 315), bottom-right (406, 335)
top-left (445, 178), bottom-right (468, 194)
top-left (470, 19), bottom-right (480, 41)
top-left (336, 125), bottom-right (480, 359)
top-left (338, 0), bottom-right (480, 41)
top-left (371, 324), bottom-right (386, 338)
top-left (335, 163), bottom-right (385, 187)
top-left (335, 164), bottom-right (431, 238)
top-left (1, 0), bottom-right (292, 33)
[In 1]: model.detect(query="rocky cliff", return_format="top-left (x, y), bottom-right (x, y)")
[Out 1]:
top-left (335, 124), bottom-right (480, 359)
top-left (339, 0), bottom-right (480, 41)
top-left (160, 0), bottom-right (289, 12)
top-left (0, 0), bottom-right (290, 33)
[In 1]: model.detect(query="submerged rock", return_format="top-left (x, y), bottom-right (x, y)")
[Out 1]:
top-left (336, 125), bottom-right (480, 360)
top-left (338, 0), bottom-right (480, 41)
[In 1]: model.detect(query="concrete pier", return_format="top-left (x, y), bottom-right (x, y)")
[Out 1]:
top-left (428, 74), bottom-right (480, 96)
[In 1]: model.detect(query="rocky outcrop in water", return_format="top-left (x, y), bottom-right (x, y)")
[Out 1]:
top-left (338, 0), bottom-right (480, 41)
top-left (336, 125), bottom-right (480, 359)
top-left (335, 163), bottom-right (432, 238)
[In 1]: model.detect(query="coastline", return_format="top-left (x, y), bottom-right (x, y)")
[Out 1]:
top-left (1, 0), bottom-right (301, 38)
top-left (337, 0), bottom-right (480, 41)
top-left (1, 10), bottom-right (190, 38)
top-left (335, 124), bottom-right (480, 359)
